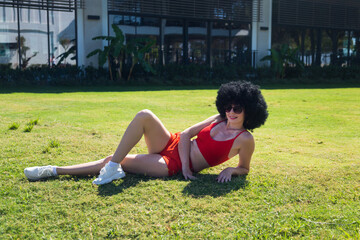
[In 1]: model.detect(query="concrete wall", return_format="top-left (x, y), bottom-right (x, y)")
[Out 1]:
top-left (77, 0), bottom-right (108, 67)
top-left (252, 0), bottom-right (272, 67)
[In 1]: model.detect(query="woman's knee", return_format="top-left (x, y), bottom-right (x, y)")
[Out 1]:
top-left (103, 155), bottom-right (113, 164)
top-left (135, 109), bottom-right (155, 121)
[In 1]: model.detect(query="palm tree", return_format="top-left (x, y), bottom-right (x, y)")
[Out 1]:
top-left (125, 37), bottom-right (155, 81)
top-left (16, 36), bottom-right (38, 69)
top-left (56, 39), bottom-right (76, 66)
top-left (260, 44), bottom-right (304, 78)
top-left (87, 24), bottom-right (155, 81)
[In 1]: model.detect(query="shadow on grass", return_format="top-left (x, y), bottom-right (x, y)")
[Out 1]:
top-left (24, 172), bottom-right (248, 198)
top-left (182, 174), bottom-right (249, 198)
top-left (96, 173), bottom-right (248, 198)
top-left (97, 174), bottom-right (151, 196)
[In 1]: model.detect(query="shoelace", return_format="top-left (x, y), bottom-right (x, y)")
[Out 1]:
top-left (38, 167), bottom-right (53, 177)
top-left (99, 167), bottom-right (106, 175)
top-left (99, 165), bottom-right (113, 177)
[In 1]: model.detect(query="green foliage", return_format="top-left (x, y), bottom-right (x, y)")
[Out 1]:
top-left (56, 39), bottom-right (76, 66)
top-left (43, 139), bottom-right (60, 153)
top-left (27, 119), bottom-right (39, 126)
top-left (23, 124), bottom-right (33, 132)
top-left (8, 122), bottom-right (20, 130)
top-left (49, 139), bottom-right (60, 148)
top-left (1, 62), bottom-right (360, 88)
top-left (0, 65), bottom-right (112, 87)
top-left (261, 44), bottom-right (304, 79)
top-left (16, 36), bottom-right (38, 69)
top-left (22, 119), bottom-right (39, 132)
top-left (1, 88), bottom-right (359, 238)
top-left (87, 24), bottom-right (156, 82)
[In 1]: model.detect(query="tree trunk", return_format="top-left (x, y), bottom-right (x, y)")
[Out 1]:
top-left (315, 29), bottom-right (322, 66)
top-left (300, 29), bottom-right (305, 63)
top-left (117, 57), bottom-right (122, 80)
top-left (310, 29), bottom-right (315, 65)
top-left (327, 30), bottom-right (339, 65)
top-left (127, 61), bottom-right (135, 82)
top-left (108, 56), bottom-right (113, 82)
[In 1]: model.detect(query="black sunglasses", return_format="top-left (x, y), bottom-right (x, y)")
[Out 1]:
top-left (225, 105), bottom-right (243, 114)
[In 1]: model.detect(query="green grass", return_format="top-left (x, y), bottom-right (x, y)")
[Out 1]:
top-left (8, 122), bottom-right (19, 130)
top-left (0, 85), bottom-right (359, 239)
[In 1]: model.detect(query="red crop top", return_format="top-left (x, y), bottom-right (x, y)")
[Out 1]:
top-left (195, 121), bottom-right (247, 167)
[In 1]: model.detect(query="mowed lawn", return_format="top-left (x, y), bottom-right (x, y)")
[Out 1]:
top-left (0, 86), bottom-right (359, 239)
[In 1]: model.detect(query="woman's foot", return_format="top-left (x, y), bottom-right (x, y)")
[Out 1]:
top-left (92, 163), bottom-right (125, 185)
top-left (24, 165), bottom-right (57, 180)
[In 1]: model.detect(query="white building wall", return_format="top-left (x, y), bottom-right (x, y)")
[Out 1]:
top-left (252, 0), bottom-right (272, 67)
top-left (77, 0), bottom-right (108, 67)
top-left (0, 7), bottom-right (75, 67)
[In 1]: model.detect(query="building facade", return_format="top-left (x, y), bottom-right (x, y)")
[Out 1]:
top-left (1, 0), bottom-right (359, 69)
top-left (0, 0), bottom-right (79, 68)
top-left (272, 0), bottom-right (360, 66)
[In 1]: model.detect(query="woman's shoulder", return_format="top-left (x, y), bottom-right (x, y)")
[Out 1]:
top-left (234, 130), bottom-right (254, 147)
top-left (212, 115), bottom-right (226, 124)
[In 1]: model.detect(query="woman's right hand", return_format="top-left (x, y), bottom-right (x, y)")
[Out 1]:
top-left (182, 167), bottom-right (197, 180)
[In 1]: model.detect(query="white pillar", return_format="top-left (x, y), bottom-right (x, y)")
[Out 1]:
top-left (252, 0), bottom-right (272, 67)
top-left (101, 0), bottom-right (108, 50)
top-left (251, 20), bottom-right (258, 68)
top-left (77, 0), bottom-right (108, 67)
top-left (76, 8), bottom-right (85, 67)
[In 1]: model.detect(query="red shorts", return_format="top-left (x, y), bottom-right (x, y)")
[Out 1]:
top-left (160, 132), bottom-right (192, 176)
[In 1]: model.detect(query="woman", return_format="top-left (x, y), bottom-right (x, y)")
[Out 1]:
top-left (24, 81), bottom-right (268, 184)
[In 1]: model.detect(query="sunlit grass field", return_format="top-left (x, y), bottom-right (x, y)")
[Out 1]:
top-left (0, 85), bottom-right (359, 239)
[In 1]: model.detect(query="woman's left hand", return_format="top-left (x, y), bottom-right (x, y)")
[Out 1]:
top-left (216, 167), bottom-right (234, 183)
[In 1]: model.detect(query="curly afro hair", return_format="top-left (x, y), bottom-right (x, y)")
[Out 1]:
top-left (216, 81), bottom-right (268, 131)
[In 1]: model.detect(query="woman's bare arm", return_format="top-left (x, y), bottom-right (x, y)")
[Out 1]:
top-left (178, 114), bottom-right (222, 180)
top-left (216, 132), bottom-right (254, 183)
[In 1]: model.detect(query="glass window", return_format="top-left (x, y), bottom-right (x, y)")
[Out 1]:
top-left (188, 20), bottom-right (207, 64)
top-left (19, 8), bottom-right (48, 68)
top-left (111, 15), bottom-right (137, 38)
top-left (0, 6), bottom-right (76, 68)
top-left (12, 7), bottom-right (16, 22)
top-left (211, 21), bottom-right (230, 64)
top-left (164, 19), bottom-right (183, 64)
top-left (51, 11), bottom-right (76, 66)
top-left (137, 17), bottom-right (160, 64)
top-left (1, 7), bottom-right (5, 23)
top-left (231, 22), bottom-right (251, 65)
top-left (0, 7), bottom-right (19, 68)
top-left (165, 19), bottom-right (183, 27)
top-left (110, 14), bottom-right (160, 65)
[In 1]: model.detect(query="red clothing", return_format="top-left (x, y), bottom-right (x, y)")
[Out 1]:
top-left (160, 132), bottom-right (192, 176)
top-left (161, 121), bottom-right (247, 176)
top-left (196, 121), bottom-right (247, 167)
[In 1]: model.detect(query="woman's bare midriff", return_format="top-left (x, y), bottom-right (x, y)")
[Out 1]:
top-left (189, 140), bottom-right (210, 172)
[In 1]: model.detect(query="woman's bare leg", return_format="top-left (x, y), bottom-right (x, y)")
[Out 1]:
top-left (56, 156), bottom-right (112, 176)
top-left (110, 109), bottom-right (171, 163)
top-left (56, 154), bottom-right (169, 177)
top-left (56, 109), bottom-right (171, 177)
top-left (120, 154), bottom-right (168, 177)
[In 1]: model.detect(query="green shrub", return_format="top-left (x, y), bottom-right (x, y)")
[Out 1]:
top-left (302, 65), bottom-right (360, 81)
top-left (42, 139), bottom-right (60, 153)
top-left (23, 125), bottom-right (34, 132)
top-left (27, 119), bottom-right (39, 126)
top-left (49, 140), bottom-right (60, 148)
top-left (8, 123), bottom-right (20, 130)
top-left (1, 62), bottom-right (359, 87)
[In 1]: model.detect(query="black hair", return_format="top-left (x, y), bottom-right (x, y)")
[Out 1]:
top-left (215, 81), bottom-right (268, 131)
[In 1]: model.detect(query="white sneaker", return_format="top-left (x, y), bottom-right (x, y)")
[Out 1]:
top-left (92, 163), bottom-right (125, 185)
top-left (24, 165), bottom-right (56, 181)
